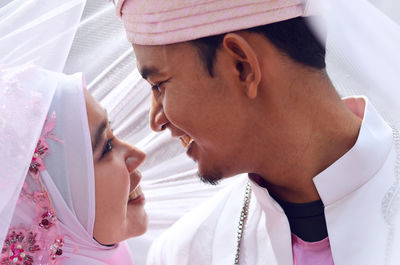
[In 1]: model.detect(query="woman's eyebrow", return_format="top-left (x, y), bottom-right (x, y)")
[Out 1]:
top-left (92, 108), bottom-right (109, 152)
top-left (92, 119), bottom-right (107, 152)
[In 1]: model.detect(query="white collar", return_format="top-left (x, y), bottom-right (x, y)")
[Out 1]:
top-left (313, 96), bottom-right (393, 205)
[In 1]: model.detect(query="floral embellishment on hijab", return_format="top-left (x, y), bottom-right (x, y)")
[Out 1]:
top-left (29, 140), bottom-right (49, 179)
top-left (49, 237), bottom-right (64, 260)
top-left (29, 112), bottom-right (58, 179)
top-left (2, 112), bottom-right (65, 265)
top-left (39, 211), bottom-right (57, 230)
top-left (1, 230), bottom-right (40, 265)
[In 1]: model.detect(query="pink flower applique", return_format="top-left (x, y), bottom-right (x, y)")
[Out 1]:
top-left (49, 237), bottom-right (64, 260)
top-left (28, 112), bottom-right (59, 179)
top-left (29, 139), bottom-right (49, 179)
top-left (39, 210), bottom-right (57, 230)
top-left (1, 230), bottom-right (40, 265)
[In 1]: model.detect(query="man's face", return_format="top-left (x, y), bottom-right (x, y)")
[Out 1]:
top-left (133, 42), bottom-right (250, 184)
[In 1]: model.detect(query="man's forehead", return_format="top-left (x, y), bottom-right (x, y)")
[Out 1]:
top-left (134, 42), bottom-right (191, 60)
top-left (133, 43), bottom-right (194, 78)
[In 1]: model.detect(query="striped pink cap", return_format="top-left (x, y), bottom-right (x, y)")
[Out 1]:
top-left (115, 0), bottom-right (310, 45)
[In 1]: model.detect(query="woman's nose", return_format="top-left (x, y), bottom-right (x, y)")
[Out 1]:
top-left (125, 146), bottom-right (146, 173)
top-left (149, 95), bottom-right (169, 132)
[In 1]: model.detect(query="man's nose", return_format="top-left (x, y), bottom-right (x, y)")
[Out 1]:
top-left (149, 95), bottom-right (168, 132)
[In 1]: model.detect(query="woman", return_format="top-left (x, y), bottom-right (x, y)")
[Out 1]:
top-left (0, 64), bottom-right (147, 265)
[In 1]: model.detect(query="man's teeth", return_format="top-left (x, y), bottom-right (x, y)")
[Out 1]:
top-left (180, 135), bottom-right (194, 148)
top-left (129, 185), bottom-right (142, 201)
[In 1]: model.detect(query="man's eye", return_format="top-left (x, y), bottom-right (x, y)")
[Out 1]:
top-left (151, 83), bottom-right (162, 92)
top-left (101, 138), bottom-right (114, 158)
top-left (151, 80), bottom-right (169, 94)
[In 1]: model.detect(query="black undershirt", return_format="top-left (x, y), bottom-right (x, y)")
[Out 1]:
top-left (272, 196), bottom-right (328, 242)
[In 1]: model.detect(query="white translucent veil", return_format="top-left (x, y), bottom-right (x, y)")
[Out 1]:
top-left (309, 0), bottom-right (400, 129)
top-left (0, 0), bottom-right (85, 71)
top-left (0, 0), bottom-right (85, 253)
top-left (0, 65), bottom-right (56, 254)
top-left (2, 0), bottom-right (400, 264)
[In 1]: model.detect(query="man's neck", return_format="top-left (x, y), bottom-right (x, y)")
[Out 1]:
top-left (246, 73), bottom-right (363, 203)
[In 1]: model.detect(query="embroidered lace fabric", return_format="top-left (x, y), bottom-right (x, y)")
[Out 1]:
top-left (1, 114), bottom-right (65, 265)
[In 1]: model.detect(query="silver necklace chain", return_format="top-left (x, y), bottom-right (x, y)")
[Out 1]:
top-left (234, 181), bottom-right (252, 265)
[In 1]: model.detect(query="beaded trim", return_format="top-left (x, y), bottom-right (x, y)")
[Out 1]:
top-left (382, 127), bottom-right (400, 265)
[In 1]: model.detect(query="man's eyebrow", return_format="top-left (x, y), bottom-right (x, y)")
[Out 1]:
top-left (139, 66), bottom-right (161, 80)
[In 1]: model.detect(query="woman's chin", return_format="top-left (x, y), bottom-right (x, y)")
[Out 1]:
top-left (126, 204), bottom-right (148, 230)
top-left (93, 211), bottom-right (148, 246)
top-left (93, 235), bottom-right (117, 247)
top-left (127, 210), bottom-right (149, 237)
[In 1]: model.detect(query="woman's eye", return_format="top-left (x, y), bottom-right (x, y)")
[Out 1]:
top-left (101, 138), bottom-right (114, 158)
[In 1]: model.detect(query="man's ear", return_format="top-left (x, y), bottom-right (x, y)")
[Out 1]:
top-left (222, 33), bottom-right (261, 99)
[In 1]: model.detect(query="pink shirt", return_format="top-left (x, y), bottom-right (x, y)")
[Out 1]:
top-left (292, 234), bottom-right (334, 265)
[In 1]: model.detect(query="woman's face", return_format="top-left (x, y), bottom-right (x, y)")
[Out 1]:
top-left (84, 89), bottom-right (148, 245)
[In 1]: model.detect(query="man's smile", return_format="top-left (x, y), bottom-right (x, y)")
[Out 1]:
top-left (180, 135), bottom-right (194, 148)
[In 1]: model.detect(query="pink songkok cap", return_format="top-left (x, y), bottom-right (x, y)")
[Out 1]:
top-left (115, 0), bottom-right (312, 45)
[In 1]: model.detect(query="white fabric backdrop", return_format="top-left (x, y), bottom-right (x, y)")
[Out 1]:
top-left (1, 0), bottom-right (399, 264)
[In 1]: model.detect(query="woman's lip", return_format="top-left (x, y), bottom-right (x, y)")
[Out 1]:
top-left (128, 194), bottom-right (145, 205)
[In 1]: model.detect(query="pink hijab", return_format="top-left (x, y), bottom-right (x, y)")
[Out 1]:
top-left (0, 65), bottom-right (134, 265)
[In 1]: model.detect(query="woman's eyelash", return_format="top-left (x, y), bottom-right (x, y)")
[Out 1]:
top-left (101, 138), bottom-right (114, 158)
top-left (109, 121), bottom-right (114, 132)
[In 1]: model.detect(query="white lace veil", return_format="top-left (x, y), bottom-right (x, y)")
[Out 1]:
top-left (0, 0), bottom-right (85, 253)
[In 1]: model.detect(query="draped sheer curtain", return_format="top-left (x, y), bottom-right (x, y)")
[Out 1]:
top-left (1, 0), bottom-right (399, 264)
top-left (369, 0), bottom-right (400, 23)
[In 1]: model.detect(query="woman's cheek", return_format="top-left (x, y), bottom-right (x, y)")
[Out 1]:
top-left (108, 161), bottom-right (130, 203)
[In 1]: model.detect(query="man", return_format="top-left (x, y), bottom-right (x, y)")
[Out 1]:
top-left (114, 0), bottom-right (400, 264)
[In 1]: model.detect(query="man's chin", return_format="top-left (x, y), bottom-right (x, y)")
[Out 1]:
top-left (197, 170), bottom-right (224, 186)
